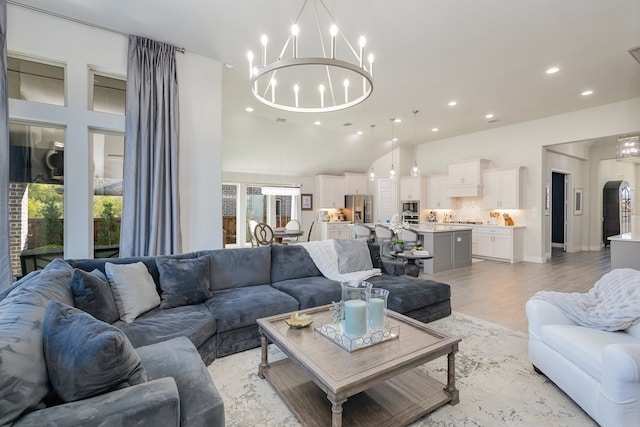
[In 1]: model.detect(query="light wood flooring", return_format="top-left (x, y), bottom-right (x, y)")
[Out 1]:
top-left (422, 248), bottom-right (611, 333)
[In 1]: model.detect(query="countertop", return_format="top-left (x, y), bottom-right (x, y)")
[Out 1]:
top-left (608, 232), bottom-right (640, 243)
top-left (425, 222), bottom-right (527, 229)
top-left (410, 224), bottom-right (473, 233)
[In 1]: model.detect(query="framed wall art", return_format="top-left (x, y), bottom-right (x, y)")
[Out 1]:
top-left (301, 194), bottom-right (313, 211)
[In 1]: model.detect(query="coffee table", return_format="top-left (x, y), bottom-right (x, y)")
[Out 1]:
top-left (257, 305), bottom-right (460, 427)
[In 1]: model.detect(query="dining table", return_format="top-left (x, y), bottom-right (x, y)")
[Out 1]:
top-left (273, 228), bottom-right (305, 244)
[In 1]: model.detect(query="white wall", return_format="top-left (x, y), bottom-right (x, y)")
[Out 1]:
top-left (414, 98), bottom-right (640, 263)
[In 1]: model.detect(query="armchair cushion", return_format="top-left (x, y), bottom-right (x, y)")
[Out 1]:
top-left (43, 301), bottom-right (147, 402)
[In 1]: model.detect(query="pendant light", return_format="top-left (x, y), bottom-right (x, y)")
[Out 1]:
top-left (389, 118), bottom-right (396, 179)
top-left (410, 110), bottom-right (420, 177)
top-left (368, 124), bottom-right (376, 181)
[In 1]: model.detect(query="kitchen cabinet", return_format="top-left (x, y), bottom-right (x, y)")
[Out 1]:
top-left (426, 174), bottom-right (451, 209)
top-left (343, 173), bottom-right (368, 195)
top-left (483, 167), bottom-right (523, 209)
top-left (315, 175), bottom-right (345, 209)
top-left (447, 159), bottom-right (490, 197)
top-left (314, 222), bottom-right (351, 240)
top-left (414, 226), bottom-right (472, 273)
top-left (400, 176), bottom-right (427, 202)
top-left (474, 226), bottom-right (524, 263)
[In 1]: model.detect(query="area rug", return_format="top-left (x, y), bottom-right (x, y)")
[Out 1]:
top-left (208, 312), bottom-right (597, 426)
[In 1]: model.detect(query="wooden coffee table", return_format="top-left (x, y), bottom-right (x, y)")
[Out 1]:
top-left (257, 305), bottom-right (460, 427)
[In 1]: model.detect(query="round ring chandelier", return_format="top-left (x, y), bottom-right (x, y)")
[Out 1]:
top-left (247, 0), bottom-right (374, 113)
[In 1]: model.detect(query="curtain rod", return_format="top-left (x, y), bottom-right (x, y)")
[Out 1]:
top-left (7, 1), bottom-right (185, 53)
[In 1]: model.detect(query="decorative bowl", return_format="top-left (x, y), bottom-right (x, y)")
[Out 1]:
top-left (285, 312), bottom-right (313, 329)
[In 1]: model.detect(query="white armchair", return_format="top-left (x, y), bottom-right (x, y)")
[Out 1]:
top-left (526, 298), bottom-right (640, 427)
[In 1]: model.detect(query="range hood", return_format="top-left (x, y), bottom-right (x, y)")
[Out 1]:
top-left (447, 184), bottom-right (484, 198)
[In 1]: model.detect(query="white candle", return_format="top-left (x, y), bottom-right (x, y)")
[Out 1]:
top-left (369, 297), bottom-right (385, 330)
top-left (344, 300), bottom-right (367, 336)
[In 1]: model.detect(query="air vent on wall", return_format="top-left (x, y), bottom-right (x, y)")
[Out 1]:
top-left (630, 46), bottom-right (640, 64)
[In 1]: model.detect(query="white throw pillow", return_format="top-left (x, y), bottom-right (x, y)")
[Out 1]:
top-left (105, 262), bottom-right (160, 323)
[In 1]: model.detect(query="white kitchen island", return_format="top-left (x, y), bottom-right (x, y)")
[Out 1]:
top-left (608, 232), bottom-right (640, 270)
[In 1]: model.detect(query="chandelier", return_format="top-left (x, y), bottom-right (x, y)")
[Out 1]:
top-left (247, 0), bottom-right (374, 113)
top-left (617, 135), bottom-right (640, 160)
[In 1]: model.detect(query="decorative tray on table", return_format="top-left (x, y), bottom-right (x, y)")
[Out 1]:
top-left (314, 319), bottom-right (400, 352)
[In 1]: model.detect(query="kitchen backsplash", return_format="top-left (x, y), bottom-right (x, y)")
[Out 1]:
top-left (422, 197), bottom-right (526, 226)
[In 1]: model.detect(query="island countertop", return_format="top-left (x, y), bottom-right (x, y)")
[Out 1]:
top-left (608, 232), bottom-right (640, 243)
top-left (410, 224), bottom-right (473, 233)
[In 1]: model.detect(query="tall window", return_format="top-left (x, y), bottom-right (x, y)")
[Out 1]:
top-left (90, 71), bottom-right (126, 114)
top-left (92, 131), bottom-right (124, 256)
top-left (7, 56), bottom-right (65, 106)
top-left (222, 185), bottom-right (237, 246)
top-left (8, 122), bottom-right (65, 278)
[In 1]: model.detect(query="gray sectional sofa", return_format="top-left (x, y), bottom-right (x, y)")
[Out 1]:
top-left (0, 242), bottom-right (451, 426)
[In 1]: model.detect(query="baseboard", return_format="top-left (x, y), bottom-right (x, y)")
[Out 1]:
top-left (524, 255), bottom-right (547, 263)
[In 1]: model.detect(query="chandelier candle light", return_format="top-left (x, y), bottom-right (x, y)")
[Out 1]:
top-left (247, 0), bottom-right (374, 113)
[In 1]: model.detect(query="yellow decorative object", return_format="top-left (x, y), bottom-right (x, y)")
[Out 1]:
top-left (503, 213), bottom-right (515, 226)
top-left (285, 312), bottom-right (313, 329)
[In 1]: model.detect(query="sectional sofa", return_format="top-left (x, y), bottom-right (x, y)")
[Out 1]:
top-left (0, 241), bottom-right (451, 426)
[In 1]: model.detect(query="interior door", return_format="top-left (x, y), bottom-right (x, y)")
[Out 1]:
top-left (551, 172), bottom-right (566, 251)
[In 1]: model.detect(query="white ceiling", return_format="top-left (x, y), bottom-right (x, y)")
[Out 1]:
top-left (9, 0), bottom-right (640, 176)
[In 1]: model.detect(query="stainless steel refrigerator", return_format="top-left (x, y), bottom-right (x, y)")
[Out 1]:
top-left (344, 194), bottom-right (373, 223)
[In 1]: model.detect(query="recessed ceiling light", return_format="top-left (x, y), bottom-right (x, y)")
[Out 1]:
top-left (485, 113), bottom-right (494, 119)
top-left (432, 128), bottom-right (439, 132)
top-left (314, 121), bottom-right (321, 125)
top-left (546, 66), bottom-right (560, 74)
top-left (245, 107), bottom-right (254, 112)
top-left (392, 137), bottom-right (399, 142)
top-left (394, 118), bottom-right (402, 123)
top-left (224, 63), bottom-right (234, 69)
top-left (356, 131), bottom-right (363, 135)
top-left (581, 90), bottom-right (594, 96)
top-left (448, 101), bottom-right (457, 107)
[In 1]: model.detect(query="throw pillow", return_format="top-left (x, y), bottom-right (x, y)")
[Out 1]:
top-left (71, 269), bottom-right (120, 324)
top-left (156, 256), bottom-right (212, 309)
top-left (105, 262), bottom-right (161, 323)
top-left (42, 301), bottom-right (147, 402)
top-left (334, 239), bottom-right (374, 274)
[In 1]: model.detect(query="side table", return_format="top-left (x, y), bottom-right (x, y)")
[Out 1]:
top-left (390, 251), bottom-right (433, 277)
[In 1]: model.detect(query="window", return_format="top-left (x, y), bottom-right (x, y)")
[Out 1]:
top-left (92, 131), bottom-right (124, 255)
top-left (90, 71), bottom-right (126, 114)
top-left (8, 122), bottom-right (66, 278)
top-left (222, 185), bottom-right (237, 246)
top-left (7, 56), bottom-right (65, 106)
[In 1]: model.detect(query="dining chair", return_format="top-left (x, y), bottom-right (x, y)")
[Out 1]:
top-left (374, 225), bottom-right (393, 256)
top-left (248, 220), bottom-right (259, 247)
top-left (401, 228), bottom-right (420, 251)
top-left (282, 219), bottom-right (302, 244)
top-left (305, 221), bottom-right (315, 242)
top-left (254, 222), bottom-right (274, 246)
top-left (354, 224), bottom-right (374, 243)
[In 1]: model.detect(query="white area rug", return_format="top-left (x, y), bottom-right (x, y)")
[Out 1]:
top-left (208, 312), bottom-right (597, 426)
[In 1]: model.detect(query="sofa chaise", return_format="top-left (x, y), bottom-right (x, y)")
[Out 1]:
top-left (0, 240), bottom-right (451, 426)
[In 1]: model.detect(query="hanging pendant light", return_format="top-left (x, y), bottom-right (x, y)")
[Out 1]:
top-left (389, 118), bottom-right (396, 179)
top-left (368, 124), bottom-right (376, 181)
top-left (410, 110), bottom-right (420, 177)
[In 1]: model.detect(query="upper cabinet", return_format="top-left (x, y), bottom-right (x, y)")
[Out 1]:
top-left (400, 176), bottom-right (427, 201)
top-left (315, 175), bottom-right (345, 209)
top-left (447, 159), bottom-right (490, 197)
top-left (426, 174), bottom-right (451, 209)
top-left (483, 167), bottom-right (523, 209)
top-left (343, 172), bottom-right (368, 195)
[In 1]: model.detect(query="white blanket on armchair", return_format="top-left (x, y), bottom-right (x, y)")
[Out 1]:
top-left (531, 268), bottom-right (640, 331)
top-left (299, 240), bottom-right (381, 283)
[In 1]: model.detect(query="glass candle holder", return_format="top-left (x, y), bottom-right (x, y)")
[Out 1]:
top-left (340, 281), bottom-right (371, 337)
top-left (368, 288), bottom-right (389, 332)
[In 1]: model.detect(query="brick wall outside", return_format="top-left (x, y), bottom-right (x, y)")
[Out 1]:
top-left (8, 182), bottom-right (28, 279)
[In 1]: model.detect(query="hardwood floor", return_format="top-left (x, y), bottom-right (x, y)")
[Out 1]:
top-left (423, 248), bottom-right (612, 333)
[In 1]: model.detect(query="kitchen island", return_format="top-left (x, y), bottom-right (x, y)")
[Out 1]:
top-left (410, 224), bottom-right (473, 274)
top-left (608, 232), bottom-right (640, 269)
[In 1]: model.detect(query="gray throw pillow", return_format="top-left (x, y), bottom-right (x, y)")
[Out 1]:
top-left (105, 262), bottom-right (161, 323)
top-left (71, 269), bottom-right (119, 324)
top-left (335, 239), bottom-right (374, 273)
top-left (42, 301), bottom-right (147, 402)
top-left (156, 256), bottom-right (212, 309)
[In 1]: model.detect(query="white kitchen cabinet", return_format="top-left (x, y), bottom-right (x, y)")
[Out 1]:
top-left (315, 175), bottom-right (345, 209)
top-left (447, 159), bottom-right (490, 197)
top-left (314, 222), bottom-right (351, 240)
top-left (400, 176), bottom-right (427, 202)
top-left (483, 167), bottom-right (523, 209)
top-left (426, 174), bottom-right (451, 209)
top-left (474, 226), bottom-right (524, 263)
top-left (343, 172), bottom-right (368, 195)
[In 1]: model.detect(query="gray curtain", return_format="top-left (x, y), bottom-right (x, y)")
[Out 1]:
top-left (0, 0), bottom-right (12, 288)
top-left (120, 35), bottom-right (182, 257)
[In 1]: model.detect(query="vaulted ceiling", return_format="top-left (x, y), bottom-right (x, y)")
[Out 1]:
top-left (9, 0), bottom-right (640, 176)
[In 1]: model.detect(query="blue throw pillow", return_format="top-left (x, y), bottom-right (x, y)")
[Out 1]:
top-left (156, 256), bottom-right (212, 309)
top-left (71, 269), bottom-right (119, 324)
top-left (42, 301), bottom-right (147, 402)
